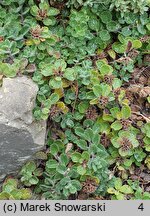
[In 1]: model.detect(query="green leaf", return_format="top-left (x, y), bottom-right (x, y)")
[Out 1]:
top-left (71, 152), bottom-right (82, 163)
top-left (50, 144), bottom-right (59, 155)
top-left (112, 42), bottom-right (126, 54)
top-left (100, 64), bottom-right (113, 76)
top-left (123, 159), bottom-right (133, 167)
top-left (99, 30), bottom-right (110, 41)
top-left (100, 11), bottom-right (112, 24)
top-left (47, 7), bottom-right (60, 16)
top-left (111, 120), bottom-right (122, 131)
top-left (116, 193), bottom-right (125, 200)
top-left (56, 164), bottom-right (67, 175)
top-left (132, 40), bottom-right (142, 49)
top-left (114, 178), bottom-right (122, 190)
top-left (8, 189), bottom-right (22, 200)
top-left (101, 83), bottom-right (111, 97)
top-left (142, 123), bottom-right (150, 138)
top-left (49, 77), bottom-right (62, 89)
top-left (41, 65), bottom-right (53, 76)
top-left (71, 180), bottom-right (82, 190)
top-left (84, 128), bottom-right (93, 141)
top-left (60, 153), bottom-right (69, 165)
top-left (69, 185), bottom-right (77, 194)
top-left (30, 5), bottom-right (38, 16)
top-left (75, 139), bottom-right (88, 150)
top-left (0, 63), bottom-right (17, 78)
top-left (74, 127), bottom-right (85, 137)
top-left (119, 185), bottom-right (134, 194)
top-left (3, 179), bottom-right (18, 193)
top-left (82, 151), bottom-right (90, 161)
top-left (20, 189), bottom-right (32, 199)
top-left (119, 148), bottom-right (132, 157)
top-left (112, 78), bottom-right (122, 89)
top-left (107, 21), bottom-right (120, 32)
top-left (29, 176), bottom-right (39, 185)
top-left (43, 18), bottom-right (56, 26)
top-left (93, 84), bottom-right (102, 97)
top-left (111, 137), bottom-right (120, 148)
top-left (92, 133), bottom-right (100, 145)
top-left (42, 108), bottom-right (49, 114)
top-left (121, 27), bottom-right (132, 36)
top-left (49, 93), bottom-right (59, 105)
top-left (77, 165), bottom-right (86, 175)
top-left (146, 23), bottom-right (150, 31)
top-left (63, 68), bottom-right (76, 81)
top-left (78, 101), bottom-right (89, 114)
top-left (88, 17), bottom-right (100, 31)
top-left (107, 49), bottom-right (116, 60)
top-left (46, 159), bottom-right (58, 169)
top-left (121, 105), bottom-right (131, 119)
top-left (55, 59), bottom-right (67, 71)
top-left (66, 119), bottom-right (74, 128)
top-left (102, 114), bottom-right (114, 122)
top-left (107, 187), bottom-right (116, 194)
top-left (24, 161), bottom-right (36, 173)
top-left (35, 151), bottom-right (48, 160)
top-left (110, 107), bottom-right (120, 118)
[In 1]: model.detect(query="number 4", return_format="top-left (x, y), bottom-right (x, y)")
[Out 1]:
top-left (138, 203), bottom-right (144, 211)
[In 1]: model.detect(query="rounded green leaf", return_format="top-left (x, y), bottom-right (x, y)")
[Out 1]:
top-left (43, 18), bottom-right (56, 26)
top-left (75, 139), bottom-right (88, 150)
top-left (30, 5), bottom-right (38, 16)
top-left (93, 84), bottom-right (102, 97)
top-left (41, 65), bottom-right (53, 76)
top-left (119, 148), bottom-right (132, 157)
top-left (46, 159), bottom-right (58, 169)
top-left (49, 77), bottom-right (62, 89)
top-left (132, 40), bottom-right (142, 49)
top-left (77, 165), bottom-right (86, 175)
top-left (121, 105), bottom-right (131, 119)
top-left (42, 107), bottom-right (49, 115)
top-left (119, 185), bottom-right (134, 194)
top-left (63, 68), bottom-right (76, 81)
top-left (107, 21), bottom-right (120, 32)
top-left (112, 42), bottom-right (126, 53)
top-left (47, 7), bottom-right (59, 16)
top-left (114, 178), bottom-right (122, 190)
top-left (54, 59), bottom-right (67, 71)
top-left (112, 78), bottom-right (122, 89)
top-left (121, 27), bottom-right (132, 36)
top-left (99, 30), bottom-right (110, 41)
top-left (49, 93), bottom-right (59, 105)
top-left (20, 189), bottom-right (32, 200)
top-left (75, 127), bottom-right (85, 137)
top-left (71, 152), bottom-right (82, 163)
top-left (82, 151), bottom-right (90, 161)
top-left (88, 17), bottom-right (100, 31)
top-left (29, 176), bottom-right (39, 185)
top-left (100, 11), bottom-right (112, 24)
top-left (50, 144), bottom-right (59, 155)
top-left (78, 101), bottom-right (89, 114)
top-left (107, 187), bottom-right (116, 194)
top-left (100, 64), bottom-right (113, 76)
top-left (111, 120), bottom-right (122, 131)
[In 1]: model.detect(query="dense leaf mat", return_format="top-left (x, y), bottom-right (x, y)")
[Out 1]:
top-left (0, 0), bottom-right (150, 200)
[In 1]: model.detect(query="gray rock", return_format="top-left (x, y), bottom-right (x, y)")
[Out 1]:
top-left (0, 76), bottom-right (46, 179)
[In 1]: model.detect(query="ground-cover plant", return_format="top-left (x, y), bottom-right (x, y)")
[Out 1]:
top-left (107, 178), bottom-right (150, 200)
top-left (0, 178), bottom-right (32, 200)
top-left (0, 0), bottom-right (150, 200)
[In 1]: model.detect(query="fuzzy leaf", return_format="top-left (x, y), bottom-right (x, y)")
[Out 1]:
top-left (111, 120), bottom-right (122, 131)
